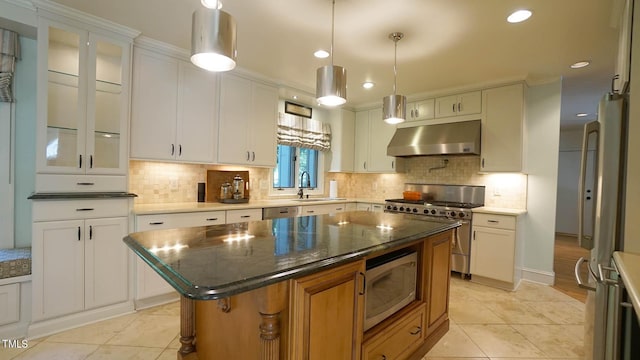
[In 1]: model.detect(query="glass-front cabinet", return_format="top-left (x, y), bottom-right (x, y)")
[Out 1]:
top-left (36, 17), bottom-right (134, 191)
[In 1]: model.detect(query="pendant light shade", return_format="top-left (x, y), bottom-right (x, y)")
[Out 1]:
top-left (383, 32), bottom-right (406, 124)
top-left (383, 94), bottom-right (406, 124)
top-left (316, 0), bottom-right (347, 106)
top-left (317, 65), bottom-right (347, 106)
top-left (191, 7), bottom-right (237, 72)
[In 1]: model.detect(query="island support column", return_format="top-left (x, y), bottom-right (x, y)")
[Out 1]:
top-left (257, 282), bottom-right (288, 360)
top-left (178, 296), bottom-right (196, 359)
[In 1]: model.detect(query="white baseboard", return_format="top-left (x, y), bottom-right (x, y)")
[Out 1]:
top-left (521, 267), bottom-right (555, 285)
top-left (134, 292), bottom-right (179, 310)
top-left (27, 301), bottom-right (135, 340)
top-left (0, 321), bottom-right (30, 340)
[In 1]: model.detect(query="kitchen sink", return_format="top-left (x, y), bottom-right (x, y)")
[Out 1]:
top-left (293, 197), bottom-right (346, 202)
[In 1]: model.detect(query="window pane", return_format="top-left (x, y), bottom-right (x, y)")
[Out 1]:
top-left (273, 145), bottom-right (295, 188)
top-left (299, 147), bottom-right (318, 188)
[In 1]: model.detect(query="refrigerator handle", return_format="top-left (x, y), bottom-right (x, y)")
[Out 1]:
top-left (574, 257), bottom-right (596, 291)
top-left (578, 120), bottom-right (599, 250)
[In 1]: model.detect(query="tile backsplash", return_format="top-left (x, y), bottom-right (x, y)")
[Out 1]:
top-left (130, 155), bottom-right (527, 209)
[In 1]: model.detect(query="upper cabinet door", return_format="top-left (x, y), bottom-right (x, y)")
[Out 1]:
top-left (130, 48), bottom-right (179, 161)
top-left (37, 19), bottom-right (131, 177)
top-left (218, 74), bottom-right (278, 167)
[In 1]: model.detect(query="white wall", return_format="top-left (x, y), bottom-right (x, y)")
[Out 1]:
top-left (14, 36), bottom-right (37, 248)
top-left (0, 101), bottom-right (13, 248)
top-left (522, 79), bottom-right (562, 284)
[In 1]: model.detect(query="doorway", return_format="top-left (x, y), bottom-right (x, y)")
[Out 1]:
top-left (554, 127), bottom-right (594, 302)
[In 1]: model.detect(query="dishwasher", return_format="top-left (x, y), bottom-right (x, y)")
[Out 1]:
top-left (262, 206), bottom-right (299, 219)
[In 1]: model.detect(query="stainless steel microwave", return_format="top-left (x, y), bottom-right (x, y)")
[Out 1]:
top-left (364, 250), bottom-right (418, 331)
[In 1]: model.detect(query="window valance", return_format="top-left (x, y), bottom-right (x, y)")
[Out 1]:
top-left (276, 112), bottom-right (331, 151)
top-left (0, 29), bottom-right (20, 102)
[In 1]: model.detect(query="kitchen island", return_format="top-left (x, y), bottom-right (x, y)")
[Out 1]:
top-left (124, 211), bottom-right (459, 360)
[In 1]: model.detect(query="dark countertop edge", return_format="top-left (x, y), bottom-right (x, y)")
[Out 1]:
top-left (125, 221), bottom-right (461, 300)
top-left (28, 192), bottom-right (138, 200)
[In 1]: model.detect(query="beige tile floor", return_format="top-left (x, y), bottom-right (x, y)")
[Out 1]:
top-left (2, 277), bottom-right (585, 360)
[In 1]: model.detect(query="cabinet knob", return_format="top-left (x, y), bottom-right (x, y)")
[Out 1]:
top-left (410, 326), bottom-right (422, 335)
top-left (179, 144), bottom-right (182, 156)
top-left (415, 109), bottom-right (419, 117)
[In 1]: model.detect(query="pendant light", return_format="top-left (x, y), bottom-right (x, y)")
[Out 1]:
top-left (191, 0), bottom-right (237, 72)
top-left (316, 0), bottom-right (347, 107)
top-left (382, 32), bottom-right (406, 124)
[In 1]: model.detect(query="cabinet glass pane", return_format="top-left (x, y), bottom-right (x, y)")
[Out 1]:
top-left (47, 27), bottom-right (80, 167)
top-left (93, 40), bottom-right (123, 169)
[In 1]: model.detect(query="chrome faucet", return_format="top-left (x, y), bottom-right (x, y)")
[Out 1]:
top-left (298, 171), bottom-right (311, 199)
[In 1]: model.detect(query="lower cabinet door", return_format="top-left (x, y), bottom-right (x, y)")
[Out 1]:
top-left (362, 304), bottom-right (426, 360)
top-left (290, 261), bottom-right (365, 360)
top-left (84, 217), bottom-right (129, 309)
top-left (470, 226), bottom-right (515, 282)
top-left (33, 220), bottom-right (85, 321)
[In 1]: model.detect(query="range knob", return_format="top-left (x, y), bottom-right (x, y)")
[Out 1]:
top-left (393, 206), bottom-right (398, 211)
top-left (412, 208), bottom-right (418, 213)
top-left (406, 207), bottom-right (412, 213)
top-left (423, 209), bottom-right (429, 214)
top-left (386, 205), bottom-right (392, 210)
top-left (449, 211), bottom-right (457, 217)
top-left (458, 212), bottom-right (466, 218)
top-left (399, 207), bottom-right (405, 211)
top-left (430, 209), bottom-right (437, 215)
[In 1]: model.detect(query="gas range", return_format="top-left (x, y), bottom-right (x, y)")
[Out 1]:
top-left (384, 184), bottom-right (486, 277)
top-left (384, 199), bottom-right (480, 220)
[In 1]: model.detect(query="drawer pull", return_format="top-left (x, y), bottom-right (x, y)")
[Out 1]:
top-left (336, 208), bottom-right (343, 211)
top-left (410, 326), bottom-right (422, 335)
top-left (206, 218), bottom-right (219, 221)
top-left (240, 215), bottom-right (251, 218)
top-left (76, 208), bottom-right (95, 212)
top-left (76, 182), bottom-right (95, 186)
top-left (279, 210), bottom-right (289, 214)
top-left (381, 356), bottom-right (387, 360)
top-left (149, 221), bottom-right (165, 225)
top-left (487, 220), bottom-right (500, 223)
top-left (307, 210), bottom-right (315, 213)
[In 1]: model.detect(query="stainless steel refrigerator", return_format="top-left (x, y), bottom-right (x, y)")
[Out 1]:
top-left (576, 91), bottom-right (629, 360)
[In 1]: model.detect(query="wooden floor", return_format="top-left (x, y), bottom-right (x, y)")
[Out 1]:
top-left (553, 233), bottom-right (590, 303)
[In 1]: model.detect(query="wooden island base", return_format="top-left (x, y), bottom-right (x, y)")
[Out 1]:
top-left (176, 230), bottom-right (454, 360)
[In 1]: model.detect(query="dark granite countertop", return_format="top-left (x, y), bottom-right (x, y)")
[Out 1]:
top-left (124, 211), bottom-right (460, 300)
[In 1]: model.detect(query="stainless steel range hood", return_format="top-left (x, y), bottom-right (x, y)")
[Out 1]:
top-left (387, 120), bottom-right (481, 157)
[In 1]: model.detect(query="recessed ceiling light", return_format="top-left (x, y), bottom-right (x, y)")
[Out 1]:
top-left (292, 95), bottom-right (298, 100)
top-left (576, 113), bottom-right (589, 117)
top-left (570, 61), bottom-right (591, 69)
top-left (507, 9), bottom-right (532, 23)
top-left (314, 50), bottom-right (330, 59)
top-left (362, 82), bottom-right (374, 89)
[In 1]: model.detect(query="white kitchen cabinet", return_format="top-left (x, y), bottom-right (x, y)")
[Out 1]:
top-left (35, 16), bottom-right (136, 192)
top-left (130, 46), bottom-right (218, 163)
top-left (32, 199), bottom-right (129, 321)
top-left (0, 283), bottom-right (20, 326)
top-left (407, 98), bottom-right (435, 121)
top-left (481, 83), bottom-right (525, 172)
top-left (470, 212), bottom-right (522, 290)
top-left (134, 210), bottom-right (225, 302)
top-left (435, 91), bottom-right (481, 118)
top-left (354, 108), bottom-right (401, 173)
top-left (327, 109), bottom-right (355, 172)
top-left (299, 203), bottom-right (346, 216)
top-left (355, 203), bottom-right (384, 212)
top-left (226, 208), bottom-right (263, 224)
top-left (218, 74), bottom-right (278, 167)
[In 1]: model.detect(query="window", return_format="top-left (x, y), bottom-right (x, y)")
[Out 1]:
top-left (272, 144), bottom-right (322, 195)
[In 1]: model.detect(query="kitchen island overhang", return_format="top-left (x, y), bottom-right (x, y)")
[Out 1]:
top-left (124, 211), bottom-right (460, 360)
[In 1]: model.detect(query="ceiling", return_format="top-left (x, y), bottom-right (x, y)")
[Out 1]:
top-left (51, 0), bottom-right (622, 128)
